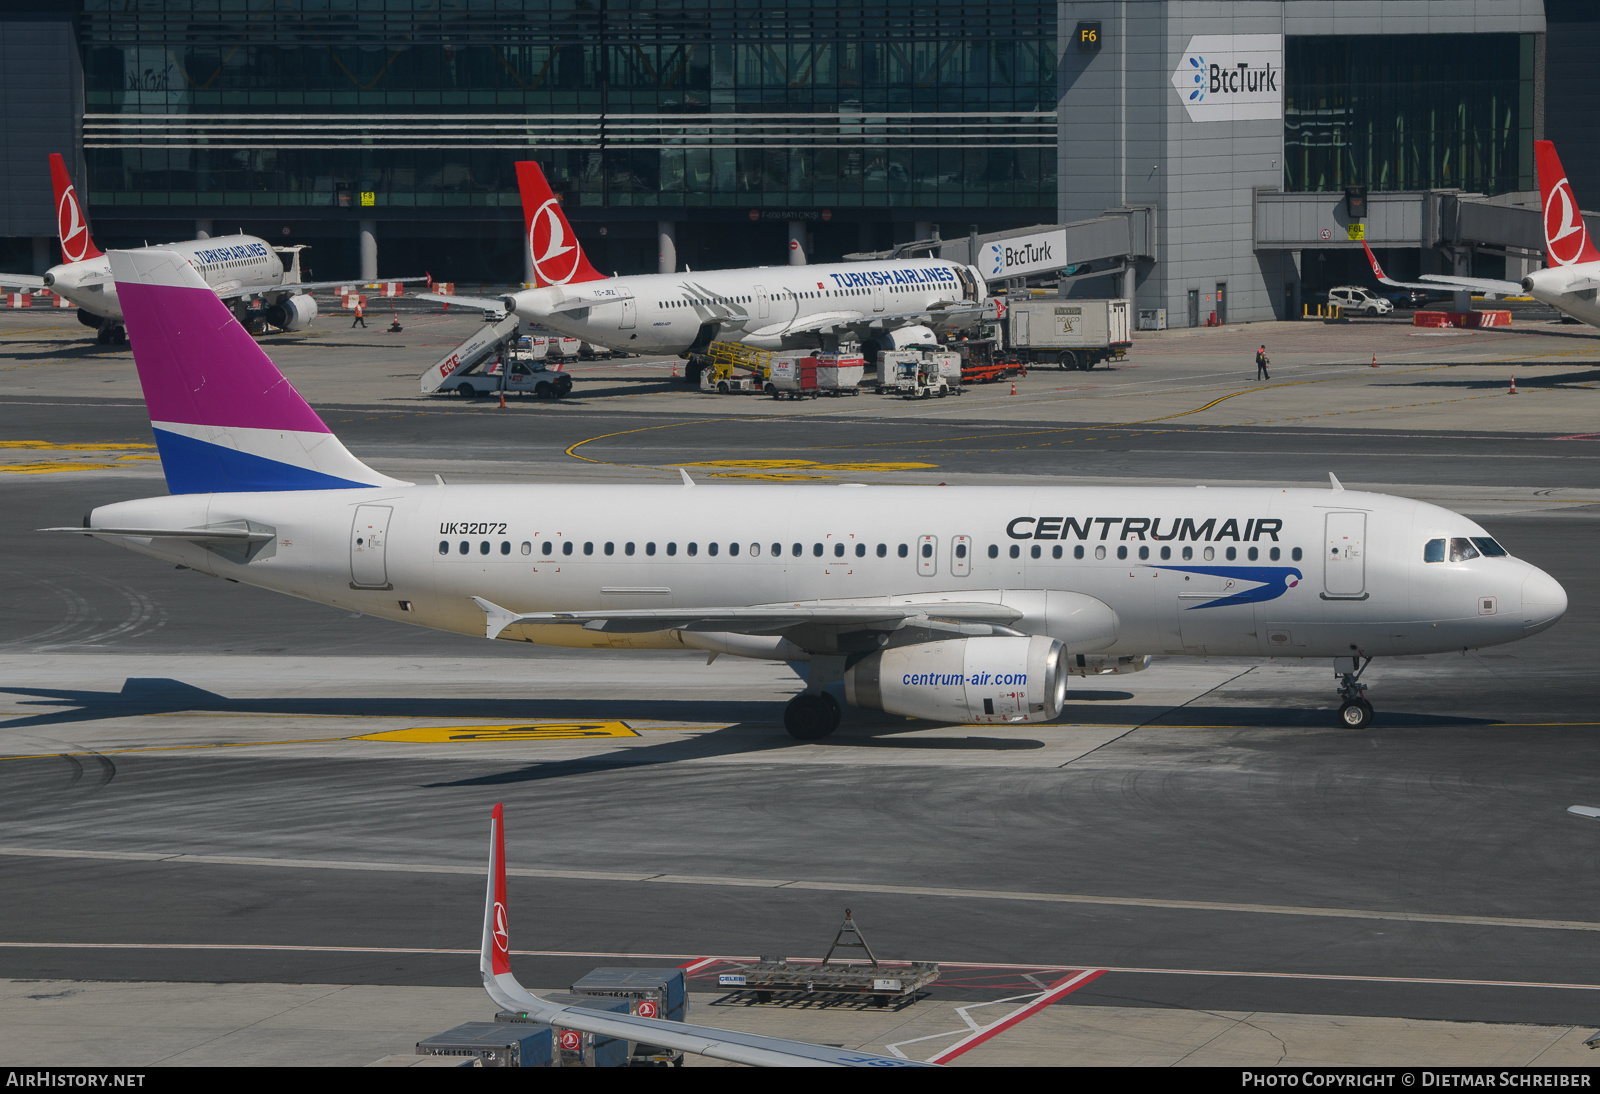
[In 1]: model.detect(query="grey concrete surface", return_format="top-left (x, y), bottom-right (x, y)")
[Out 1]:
top-left (2, 300), bottom-right (1599, 1065)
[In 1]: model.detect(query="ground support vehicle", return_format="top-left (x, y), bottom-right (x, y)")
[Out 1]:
top-left (945, 336), bottom-right (1024, 384)
top-left (886, 356), bottom-right (951, 398)
top-left (1327, 285), bottom-right (1395, 316)
top-left (422, 318), bottom-right (574, 399)
top-left (700, 341), bottom-right (773, 395)
top-left (994, 297), bottom-right (1131, 370)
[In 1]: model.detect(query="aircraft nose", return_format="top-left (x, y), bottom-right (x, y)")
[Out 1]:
top-left (1520, 568), bottom-right (1568, 635)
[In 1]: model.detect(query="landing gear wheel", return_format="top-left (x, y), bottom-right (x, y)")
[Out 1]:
top-left (1338, 700), bottom-right (1372, 729)
top-left (784, 693), bottom-right (841, 740)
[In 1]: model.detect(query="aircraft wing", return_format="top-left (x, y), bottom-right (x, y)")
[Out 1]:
top-left (416, 291), bottom-right (509, 312)
top-left (0, 273), bottom-right (47, 291)
top-left (228, 276), bottom-right (430, 300)
top-left (481, 804), bottom-right (933, 1068)
top-left (471, 596), bottom-right (1024, 639)
top-left (745, 310), bottom-right (868, 338)
top-left (1362, 241), bottom-right (1522, 298)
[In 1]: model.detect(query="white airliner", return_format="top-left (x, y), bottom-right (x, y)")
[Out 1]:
top-left (478, 803), bottom-right (929, 1067)
top-left (1365, 140), bottom-right (1600, 326)
top-left (425, 162), bottom-right (993, 363)
top-left (0, 154), bottom-right (418, 343)
top-left (50, 248), bottom-right (1566, 734)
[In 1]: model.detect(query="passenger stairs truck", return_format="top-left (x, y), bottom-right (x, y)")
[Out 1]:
top-left (421, 315), bottom-right (573, 399)
top-left (993, 297), bottom-right (1132, 370)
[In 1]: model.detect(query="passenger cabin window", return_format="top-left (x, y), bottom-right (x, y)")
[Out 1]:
top-left (521, 542), bottom-right (531, 555)
top-left (501, 541), bottom-right (510, 555)
top-left (438, 540), bottom-right (448, 555)
top-left (898, 544), bottom-right (908, 558)
top-left (1449, 537), bottom-right (1480, 562)
top-left (541, 541), bottom-right (553, 556)
top-left (459, 541), bottom-right (469, 555)
top-left (1008, 545), bottom-right (1020, 559)
top-left (813, 543), bottom-right (823, 557)
top-left (1075, 545), bottom-right (1085, 559)
top-left (1291, 547), bottom-right (1302, 561)
top-left (1052, 545), bottom-right (1062, 559)
top-left (988, 544), bottom-right (999, 559)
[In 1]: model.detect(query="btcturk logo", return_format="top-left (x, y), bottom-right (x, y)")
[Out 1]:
top-left (492, 900), bottom-right (509, 955)
top-left (1544, 177), bottom-right (1590, 266)
top-left (1154, 564), bottom-right (1304, 609)
top-left (528, 198), bottom-right (582, 285)
top-left (984, 242), bottom-right (1005, 278)
top-left (57, 185), bottom-right (92, 263)
top-left (1186, 55), bottom-right (1206, 102)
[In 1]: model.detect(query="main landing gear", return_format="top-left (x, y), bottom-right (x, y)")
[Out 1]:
top-left (1336, 655), bottom-right (1374, 729)
top-left (784, 692), bottom-right (841, 740)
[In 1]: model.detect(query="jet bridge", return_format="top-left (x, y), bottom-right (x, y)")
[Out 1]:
top-left (846, 206), bottom-right (1157, 294)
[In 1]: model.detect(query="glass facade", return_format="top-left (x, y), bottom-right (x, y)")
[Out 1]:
top-left (1284, 34), bottom-right (1535, 196)
top-left (78, 0), bottom-right (1057, 215)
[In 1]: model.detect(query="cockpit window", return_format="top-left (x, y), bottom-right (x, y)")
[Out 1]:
top-left (1424, 538), bottom-right (1445, 563)
top-left (1470, 536), bottom-right (1508, 557)
top-left (1449, 537), bottom-right (1480, 562)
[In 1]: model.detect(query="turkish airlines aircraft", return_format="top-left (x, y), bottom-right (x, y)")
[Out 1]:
top-left (0, 154), bottom-right (418, 343)
top-left (52, 248), bottom-right (1567, 734)
top-left (425, 162), bottom-right (992, 358)
top-left (1364, 140), bottom-right (1600, 324)
top-left (478, 804), bottom-right (927, 1067)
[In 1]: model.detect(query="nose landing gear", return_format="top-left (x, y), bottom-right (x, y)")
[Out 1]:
top-left (1336, 655), bottom-right (1373, 729)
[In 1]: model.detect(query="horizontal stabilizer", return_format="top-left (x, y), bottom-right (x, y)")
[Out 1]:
top-left (39, 525), bottom-right (274, 542)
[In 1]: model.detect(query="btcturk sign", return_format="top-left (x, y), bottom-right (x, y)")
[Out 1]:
top-left (1171, 34), bottom-right (1283, 123)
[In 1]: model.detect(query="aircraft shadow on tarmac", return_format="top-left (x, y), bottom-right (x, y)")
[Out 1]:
top-left (0, 678), bottom-right (1501, 790)
top-left (1374, 367), bottom-right (1600, 389)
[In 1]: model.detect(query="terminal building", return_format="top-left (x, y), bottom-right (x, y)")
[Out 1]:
top-left (0, 0), bottom-right (1591, 325)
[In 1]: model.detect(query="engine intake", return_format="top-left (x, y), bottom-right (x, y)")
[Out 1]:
top-left (265, 293), bottom-right (318, 331)
top-left (844, 635), bottom-right (1068, 724)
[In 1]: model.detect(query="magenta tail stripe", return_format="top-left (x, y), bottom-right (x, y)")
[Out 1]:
top-left (118, 280), bottom-right (331, 434)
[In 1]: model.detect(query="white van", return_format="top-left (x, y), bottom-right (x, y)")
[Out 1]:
top-left (1328, 286), bottom-right (1394, 316)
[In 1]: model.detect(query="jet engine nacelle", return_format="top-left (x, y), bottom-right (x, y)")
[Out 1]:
top-left (880, 325), bottom-right (939, 351)
top-left (265, 293), bottom-right (318, 331)
top-left (844, 635), bottom-right (1069, 724)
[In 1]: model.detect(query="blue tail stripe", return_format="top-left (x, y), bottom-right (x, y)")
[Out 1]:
top-left (153, 428), bottom-right (376, 494)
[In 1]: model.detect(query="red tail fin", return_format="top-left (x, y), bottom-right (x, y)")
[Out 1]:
top-left (514, 162), bottom-right (605, 287)
top-left (1361, 240), bottom-right (1389, 281)
top-left (49, 153), bottom-right (102, 265)
top-left (1536, 140), bottom-right (1600, 268)
top-left (489, 803), bottom-right (512, 976)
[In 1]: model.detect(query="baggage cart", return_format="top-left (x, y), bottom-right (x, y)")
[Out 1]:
top-left (416, 1021), bottom-right (554, 1067)
top-left (571, 967), bottom-right (689, 1066)
top-left (496, 993), bottom-right (631, 1067)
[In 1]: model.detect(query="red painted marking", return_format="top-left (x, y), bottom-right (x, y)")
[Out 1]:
top-left (926, 968), bottom-right (1105, 1064)
top-left (679, 957), bottom-right (719, 973)
top-left (1554, 433), bottom-right (1600, 440)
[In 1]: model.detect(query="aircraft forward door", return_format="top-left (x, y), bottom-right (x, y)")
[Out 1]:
top-left (350, 505), bottom-right (392, 589)
top-left (873, 284), bottom-right (886, 312)
top-left (620, 298), bottom-right (636, 329)
top-left (1323, 511), bottom-right (1367, 598)
top-left (755, 285), bottom-right (770, 319)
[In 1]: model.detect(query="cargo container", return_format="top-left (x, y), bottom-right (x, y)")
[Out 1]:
top-left (996, 297), bottom-right (1132, 369)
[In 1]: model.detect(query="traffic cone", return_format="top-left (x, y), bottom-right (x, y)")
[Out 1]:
top-left (671, 361), bottom-right (678, 378)
top-left (499, 389), bottom-right (506, 408)
top-left (1009, 380), bottom-right (1017, 396)
top-left (1371, 352), bottom-right (1377, 367)
top-left (1508, 377), bottom-right (1518, 395)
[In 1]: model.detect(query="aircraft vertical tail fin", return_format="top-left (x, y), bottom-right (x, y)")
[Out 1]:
top-left (1535, 140), bottom-right (1600, 268)
top-left (50, 153), bottom-right (103, 265)
top-left (106, 248), bottom-right (405, 494)
top-left (514, 161), bottom-right (607, 288)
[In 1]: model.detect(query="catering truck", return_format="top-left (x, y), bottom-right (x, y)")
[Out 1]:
top-left (992, 297), bottom-right (1131, 370)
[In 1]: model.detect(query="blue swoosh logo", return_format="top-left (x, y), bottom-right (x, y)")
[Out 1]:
top-left (1151, 565), bottom-right (1305, 609)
